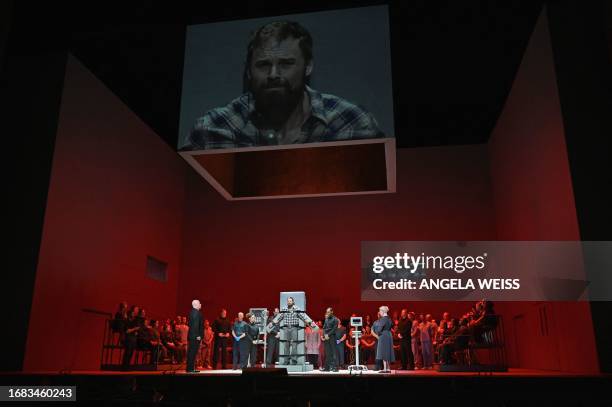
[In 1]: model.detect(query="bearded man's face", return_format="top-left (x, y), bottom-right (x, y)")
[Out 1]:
top-left (249, 37), bottom-right (310, 116)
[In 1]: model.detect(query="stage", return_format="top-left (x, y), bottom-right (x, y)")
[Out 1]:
top-left (14, 367), bottom-right (597, 377)
top-left (2, 368), bottom-right (610, 406)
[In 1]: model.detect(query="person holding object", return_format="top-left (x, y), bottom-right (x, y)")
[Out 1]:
top-left (186, 299), bottom-right (203, 373)
top-left (372, 305), bottom-right (395, 373)
top-left (232, 312), bottom-right (247, 369)
top-left (320, 307), bottom-right (339, 372)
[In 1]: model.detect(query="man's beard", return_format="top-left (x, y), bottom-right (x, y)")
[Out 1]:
top-left (251, 79), bottom-right (305, 127)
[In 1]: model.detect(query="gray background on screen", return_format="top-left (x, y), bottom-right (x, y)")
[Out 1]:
top-left (178, 5), bottom-right (394, 149)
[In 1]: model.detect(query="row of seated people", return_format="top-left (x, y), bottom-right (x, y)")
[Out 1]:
top-left (111, 303), bottom-right (200, 369)
top-left (382, 299), bottom-right (499, 368)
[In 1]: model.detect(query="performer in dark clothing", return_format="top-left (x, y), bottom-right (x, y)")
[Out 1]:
top-left (335, 321), bottom-right (347, 368)
top-left (212, 309), bottom-right (231, 369)
top-left (397, 309), bottom-right (414, 370)
top-left (360, 325), bottom-right (376, 364)
top-left (471, 300), bottom-right (498, 344)
top-left (321, 307), bottom-right (339, 372)
top-left (186, 300), bottom-right (203, 373)
top-left (112, 302), bottom-right (128, 343)
top-left (372, 305), bottom-right (395, 373)
top-left (440, 318), bottom-right (471, 365)
top-left (245, 314), bottom-right (260, 367)
top-left (137, 319), bottom-right (159, 364)
top-left (121, 306), bottom-right (141, 370)
top-left (266, 308), bottom-right (281, 366)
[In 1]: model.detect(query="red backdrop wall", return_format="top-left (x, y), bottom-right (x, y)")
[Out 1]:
top-left (178, 144), bottom-right (495, 323)
top-left (24, 56), bottom-right (188, 371)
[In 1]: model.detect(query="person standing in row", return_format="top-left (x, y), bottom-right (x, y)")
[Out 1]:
top-left (321, 307), bottom-right (339, 372)
top-left (420, 314), bottom-right (435, 369)
top-left (212, 309), bottom-right (231, 369)
top-left (186, 299), bottom-right (203, 373)
top-left (266, 308), bottom-right (281, 366)
top-left (245, 313), bottom-right (260, 367)
top-left (305, 322), bottom-right (321, 369)
top-left (372, 305), bottom-right (394, 373)
top-left (397, 308), bottom-right (414, 370)
top-left (360, 325), bottom-right (376, 364)
top-left (121, 306), bottom-right (141, 370)
top-left (232, 312), bottom-right (247, 369)
top-left (200, 319), bottom-right (214, 369)
top-left (411, 314), bottom-right (423, 369)
top-left (335, 319), bottom-right (347, 369)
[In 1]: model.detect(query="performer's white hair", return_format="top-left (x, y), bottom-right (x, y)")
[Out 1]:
top-left (379, 305), bottom-right (389, 314)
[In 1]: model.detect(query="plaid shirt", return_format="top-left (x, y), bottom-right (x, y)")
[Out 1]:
top-left (184, 85), bottom-right (384, 150)
top-left (279, 306), bottom-right (307, 328)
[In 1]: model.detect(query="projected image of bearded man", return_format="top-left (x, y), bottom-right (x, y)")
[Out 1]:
top-left (187, 21), bottom-right (384, 149)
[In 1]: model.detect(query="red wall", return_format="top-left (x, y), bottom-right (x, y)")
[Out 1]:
top-left (178, 144), bottom-right (496, 322)
top-left (24, 56), bottom-right (188, 371)
top-left (488, 11), bottom-right (599, 373)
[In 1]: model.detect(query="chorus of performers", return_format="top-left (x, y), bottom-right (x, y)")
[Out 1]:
top-left (111, 299), bottom-right (497, 372)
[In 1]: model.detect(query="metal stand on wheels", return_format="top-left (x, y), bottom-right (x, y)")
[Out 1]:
top-left (348, 316), bottom-right (368, 375)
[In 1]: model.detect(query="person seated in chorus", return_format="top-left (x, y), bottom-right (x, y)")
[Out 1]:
top-left (160, 321), bottom-right (178, 364)
top-left (470, 300), bottom-right (498, 344)
top-left (439, 318), bottom-right (471, 365)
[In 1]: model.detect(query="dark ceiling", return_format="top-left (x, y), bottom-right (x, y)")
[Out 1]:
top-left (6, 1), bottom-right (544, 149)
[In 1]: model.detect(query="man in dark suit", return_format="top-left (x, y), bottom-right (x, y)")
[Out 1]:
top-left (212, 309), bottom-right (231, 369)
top-left (186, 299), bottom-right (203, 373)
top-left (397, 309), bottom-right (414, 370)
top-left (321, 307), bottom-right (339, 372)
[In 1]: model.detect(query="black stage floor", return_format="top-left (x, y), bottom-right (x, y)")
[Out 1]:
top-left (1, 368), bottom-right (611, 406)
